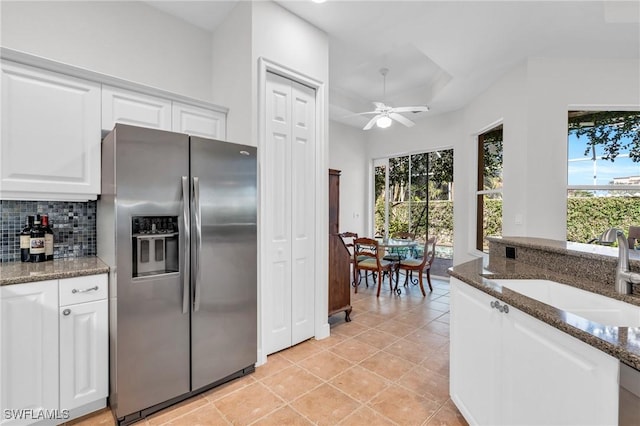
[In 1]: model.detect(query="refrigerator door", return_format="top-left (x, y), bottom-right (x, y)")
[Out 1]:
top-left (112, 125), bottom-right (191, 417)
top-left (190, 137), bottom-right (257, 390)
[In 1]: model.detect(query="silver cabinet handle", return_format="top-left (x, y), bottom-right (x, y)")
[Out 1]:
top-left (72, 286), bottom-right (98, 294)
top-left (193, 176), bottom-right (202, 312)
top-left (182, 176), bottom-right (190, 315)
top-left (63, 309), bottom-right (71, 316)
top-left (491, 300), bottom-right (510, 314)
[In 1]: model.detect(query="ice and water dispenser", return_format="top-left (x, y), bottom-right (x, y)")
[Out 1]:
top-left (131, 216), bottom-right (179, 277)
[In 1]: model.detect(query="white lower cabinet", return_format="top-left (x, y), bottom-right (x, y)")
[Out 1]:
top-left (450, 277), bottom-right (619, 426)
top-left (59, 298), bottom-right (108, 412)
top-left (0, 280), bottom-right (59, 426)
top-left (0, 275), bottom-right (107, 425)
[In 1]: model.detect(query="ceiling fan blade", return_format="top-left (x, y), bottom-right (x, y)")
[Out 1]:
top-left (390, 106), bottom-right (429, 113)
top-left (363, 114), bottom-right (383, 130)
top-left (342, 111), bottom-right (379, 118)
top-left (389, 112), bottom-right (415, 127)
top-left (373, 102), bottom-right (386, 109)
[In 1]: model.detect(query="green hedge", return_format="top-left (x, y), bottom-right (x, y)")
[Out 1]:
top-left (377, 196), bottom-right (640, 247)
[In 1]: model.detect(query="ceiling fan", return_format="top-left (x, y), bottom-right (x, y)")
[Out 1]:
top-left (359, 68), bottom-right (429, 130)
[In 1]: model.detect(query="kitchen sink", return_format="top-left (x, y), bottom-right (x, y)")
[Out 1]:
top-left (492, 279), bottom-right (640, 327)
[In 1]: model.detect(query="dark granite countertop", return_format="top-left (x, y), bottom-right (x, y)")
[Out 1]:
top-left (449, 257), bottom-right (640, 370)
top-left (0, 257), bottom-right (109, 286)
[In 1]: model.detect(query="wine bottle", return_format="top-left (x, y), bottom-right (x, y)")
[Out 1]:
top-left (30, 218), bottom-right (46, 263)
top-left (20, 215), bottom-right (34, 262)
top-left (41, 214), bottom-right (54, 261)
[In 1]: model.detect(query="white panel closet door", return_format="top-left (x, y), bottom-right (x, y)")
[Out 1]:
top-left (264, 72), bottom-right (316, 355)
top-left (290, 82), bottom-right (316, 346)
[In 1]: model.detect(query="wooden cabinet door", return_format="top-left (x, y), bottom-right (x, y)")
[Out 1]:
top-left (0, 62), bottom-right (101, 200)
top-left (172, 102), bottom-right (226, 140)
top-left (0, 280), bottom-right (59, 425)
top-left (59, 299), bottom-right (108, 411)
top-left (102, 85), bottom-right (171, 132)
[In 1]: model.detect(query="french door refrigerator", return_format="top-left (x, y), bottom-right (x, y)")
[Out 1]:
top-left (98, 124), bottom-right (257, 425)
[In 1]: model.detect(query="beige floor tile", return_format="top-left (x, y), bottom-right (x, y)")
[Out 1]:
top-left (278, 339), bottom-right (324, 363)
top-left (350, 311), bottom-right (388, 327)
top-left (374, 317), bottom-right (415, 337)
top-left (65, 408), bottom-right (115, 426)
top-left (330, 320), bottom-right (369, 337)
top-left (404, 328), bottom-right (450, 349)
top-left (249, 406), bottom-right (314, 425)
top-left (213, 382), bottom-right (284, 425)
top-left (163, 403), bottom-right (229, 425)
top-left (329, 337), bottom-right (380, 363)
top-left (422, 352), bottom-right (450, 378)
top-left (397, 365), bottom-right (450, 404)
top-left (261, 365), bottom-right (324, 402)
top-left (383, 338), bottom-right (430, 364)
top-left (338, 405), bottom-right (396, 425)
top-left (435, 313), bottom-right (450, 324)
top-left (425, 400), bottom-right (469, 426)
top-left (290, 384), bottom-right (361, 426)
top-left (202, 374), bottom-right (256, 402)
top-left (360, 351), bottom-right (413, 382)
top-left (368, 384), bottom-right (440, 425)
top-left (147, 395), bottom-right (208, 426)
top-left (297, 350), bottom-right (354, 380)
top-left (420, 320), bottom-right (450, 338)
top-left (252, 353), bottom-right (294, 381)
top-left (353, 328), bottom-right (399, 350)
top-left (311, 332), bottom-right (350, 350)
top-left (329, 365), bottom-right (390, 403)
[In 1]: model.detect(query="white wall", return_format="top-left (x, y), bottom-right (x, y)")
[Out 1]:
top-left (366, 57), bottom-right (640, 266)
top-left (0, 1), bottom-right (213, 100)
top-left (211, 2), bottom-right (252, 143)
top-left (329, 121), bottom-right (368, 236)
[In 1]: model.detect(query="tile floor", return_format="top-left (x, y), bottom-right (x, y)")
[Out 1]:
top-left (69, 275), bottom-right (467, 426)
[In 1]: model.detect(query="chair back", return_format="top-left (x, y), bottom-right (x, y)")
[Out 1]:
top-left (392, 231), bottom-right (415, 241)
top-left (353, 237), bottom-right (383, 266)
top-left (339, 232), bottom-right (358, 257)
top-left (418, 237), bottom-right (437, 268)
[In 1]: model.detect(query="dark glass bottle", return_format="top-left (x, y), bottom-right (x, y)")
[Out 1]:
top-left (29, 219), bottom-right (46, 263)
top-left (20, 215), bottom-right (35, 262)
top-left (41, 214), bottom-right (54, 261)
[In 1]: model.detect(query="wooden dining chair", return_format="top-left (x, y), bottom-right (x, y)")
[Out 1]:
top-left (353, 237), bottom-right (395, 297)
top-left (397, 237), bottom-right (436, 296)
top-left (339, 232), bottom-right (360, 286)
top-left (383, 231), bottom-right (416, 262)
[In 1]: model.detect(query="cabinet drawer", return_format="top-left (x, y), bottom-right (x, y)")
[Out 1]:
top-left (59, 274), bottom-right (107, 306)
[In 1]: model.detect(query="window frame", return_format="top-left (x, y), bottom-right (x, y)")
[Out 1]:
top-left (475, 124), bottom-right (504, 253)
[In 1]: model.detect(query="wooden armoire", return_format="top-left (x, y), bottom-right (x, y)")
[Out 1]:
top-left (328, 169), bottom-right (352, 321)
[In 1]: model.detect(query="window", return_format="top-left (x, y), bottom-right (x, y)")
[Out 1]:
top-left (476, 125), bottom-right (503, 252)
top-left (373, 149), bottom-right (454, 261)
top-left (567, 111), bottom-right (640, 244)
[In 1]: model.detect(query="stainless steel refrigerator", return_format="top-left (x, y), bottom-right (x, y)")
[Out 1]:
top-left (98, 124), bottom-right (257, 425)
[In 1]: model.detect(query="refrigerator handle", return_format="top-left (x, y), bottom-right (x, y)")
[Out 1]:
top-left (193, 176), bottom-right (202, 312)
top-left (182, 176), bottom-right (190, 315)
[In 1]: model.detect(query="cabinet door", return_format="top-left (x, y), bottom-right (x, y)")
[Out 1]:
top-left (0, 62), bottom-right (101, 200)
top-left (501, 306), bottom-right (619, 426)
top-left (450, 278), bottom-right (502, 425)
top-left (102, 85), bottom-right (171, 132)
top-left (59, 300), bottom-right (108, 411)
top-left (0, 280), bottom-right (59, 425)
top-left (172, 102), bottom-right (226, 140)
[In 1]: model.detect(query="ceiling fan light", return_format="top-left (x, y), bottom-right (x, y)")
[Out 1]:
top-left (376, 116), bottom-right (392, 128)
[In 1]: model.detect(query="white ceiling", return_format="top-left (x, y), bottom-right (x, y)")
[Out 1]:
top-left (146, 0), bottom-right (640, 129)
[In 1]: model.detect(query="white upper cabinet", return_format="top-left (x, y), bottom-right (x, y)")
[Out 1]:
top-left (102, 85), bottom-right (171, 132)
top-left (0, 62), bottom-right (101, 201)
top-left (172, 102), bottom-right (226, 140)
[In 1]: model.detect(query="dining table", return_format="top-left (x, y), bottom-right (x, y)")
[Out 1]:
top-left (375, 237), bottom-right (419, 294)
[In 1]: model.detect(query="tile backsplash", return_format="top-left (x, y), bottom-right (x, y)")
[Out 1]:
top-left (0, 200), bottom-right (96, 263)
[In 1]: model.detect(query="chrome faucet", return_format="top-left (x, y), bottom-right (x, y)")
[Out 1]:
top-left (600, 228), bottom-right (640, 295)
